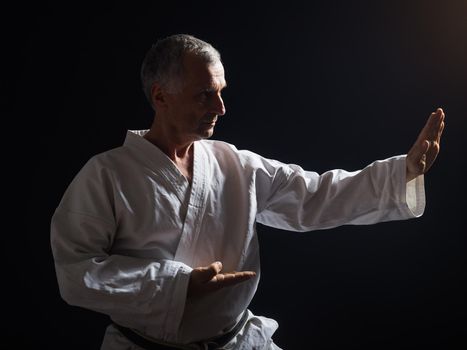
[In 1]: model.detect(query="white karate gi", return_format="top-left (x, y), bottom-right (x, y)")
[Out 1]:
top-left (51, 130), bottom-right (425, 349)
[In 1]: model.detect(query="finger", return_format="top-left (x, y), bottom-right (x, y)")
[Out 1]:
top-left (213, 271), bottom-right (256, 282)
top-left (429, 108), bottom-right (445, 140)
top-left (211, 271), bottom-right (256, 287)
top-left (424, 142), bottom-right (441, 173)
top-left (427, 111), bottom-right (442, 140)
top-left (437, 120), bottom-right (445, 144)
top-left (425, 108), bottom-right (443, 134)
top-left (427, 140), bottom-right (440, 158)
top-left (209, 261), bottom-right (223, 274)
top-left (436, 107), bottom-right (445, 140)
top-left (414, 112), bottom-right (435, 145)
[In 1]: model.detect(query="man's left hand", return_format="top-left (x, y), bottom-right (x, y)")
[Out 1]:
top-left (406, 108), bottom-right (445, 182)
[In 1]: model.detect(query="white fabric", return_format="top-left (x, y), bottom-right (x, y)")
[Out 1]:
top-left (51, 130), bottom-right (425, 348)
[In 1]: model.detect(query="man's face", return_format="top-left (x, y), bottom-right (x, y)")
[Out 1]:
top-left (164, 53), bottom-right (227, 142)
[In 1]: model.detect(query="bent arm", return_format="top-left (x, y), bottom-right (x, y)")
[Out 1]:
top-left (51, 209), bottom-right (192, 336)
top-left (50, 160), bottom-right (191, 338)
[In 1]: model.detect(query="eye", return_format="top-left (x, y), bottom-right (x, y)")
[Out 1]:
top-left (198, 90), bottom-right (212, 102)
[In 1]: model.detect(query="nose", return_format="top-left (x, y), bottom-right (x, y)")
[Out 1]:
top-left (211, 93), bottom-right (226, 116)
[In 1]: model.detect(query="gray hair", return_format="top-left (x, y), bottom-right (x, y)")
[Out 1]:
top-left (141, 34), bottom-right (221, 108)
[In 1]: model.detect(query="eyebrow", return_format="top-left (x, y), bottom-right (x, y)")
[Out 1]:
top-left (198, 80), bottom-right (228, 91)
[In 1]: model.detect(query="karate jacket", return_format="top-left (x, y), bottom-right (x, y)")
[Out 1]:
top-left (51, 130), bottom-right (425, 347)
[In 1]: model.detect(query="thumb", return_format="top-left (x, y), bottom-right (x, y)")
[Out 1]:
top-left (418, 140), bottom-right (430, 169)
top-left (198, 261), bottom-right (223, 282)
top-left (413, 139), bottom-right (429, 158)
top-left (421, 140), bottom-right (430, 154)
top-left (410, 139), bottom-right (429, 164)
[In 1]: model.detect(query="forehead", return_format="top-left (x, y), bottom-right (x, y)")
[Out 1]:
top-left (182, 53), bottom-right (226, 89)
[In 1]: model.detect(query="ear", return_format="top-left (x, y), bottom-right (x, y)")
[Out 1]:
top-left (150, 83), bottom-right (167, 110)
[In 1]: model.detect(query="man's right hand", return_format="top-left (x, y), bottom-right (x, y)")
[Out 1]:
top-left (188, 261), bottom-right (256, 298)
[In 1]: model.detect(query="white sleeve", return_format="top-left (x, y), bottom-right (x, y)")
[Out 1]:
top-left (50, 159), bottom-right (192, 337)
top-left (255, 154), bottom-right (425, 231)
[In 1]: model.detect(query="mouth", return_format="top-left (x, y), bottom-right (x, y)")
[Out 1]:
top-left (201, 119), bottom-right (217, 126)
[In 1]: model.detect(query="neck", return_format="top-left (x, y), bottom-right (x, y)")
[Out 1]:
top-left (144, 117), bottom-right (194, 162)
top-left (143, 118), bottom-right (195, 183)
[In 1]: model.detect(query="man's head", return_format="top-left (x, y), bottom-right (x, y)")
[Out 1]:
top-left (141, 34), bottom-right (222, 109)
top-left (141, 34), bottom-right (227, 142)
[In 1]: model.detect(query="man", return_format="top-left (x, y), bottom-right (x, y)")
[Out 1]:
top-left (51, 34), bottom-right (445, 350)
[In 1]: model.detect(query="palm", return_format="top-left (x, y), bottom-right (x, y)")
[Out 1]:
top-left (188, 261), bottom-right (256, 297)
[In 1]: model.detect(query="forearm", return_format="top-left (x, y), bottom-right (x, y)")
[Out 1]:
top-left (51, 209), bottom-right (192, 336)
top-left (55, 255), bottom-right (191, 329)
top-left (257, 155), bottom-right (425, 231)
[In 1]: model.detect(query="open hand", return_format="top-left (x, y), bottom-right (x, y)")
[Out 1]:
top-left (406, 108), bottom-right (445, 182)
top-left (188, 261), bottom-right (256, 298)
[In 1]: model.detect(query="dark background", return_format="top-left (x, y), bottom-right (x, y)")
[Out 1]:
top-left (7, 1), bottom-right (467, 349)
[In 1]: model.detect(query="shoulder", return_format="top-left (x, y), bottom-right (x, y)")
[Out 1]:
top-left (86, 146), bottom-right (133, 169)
top-left (199, 139), bottom-right (238, 153)
top-left (199, 140), bottom-right (259, 162)
top-left (75, 146), bottom-right (133, 184)
top-left (199, 140), bottom-right (284, 171)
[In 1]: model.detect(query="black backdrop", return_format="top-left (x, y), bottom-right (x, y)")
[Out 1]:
top-left (8, 1), bottom-right (467, 349)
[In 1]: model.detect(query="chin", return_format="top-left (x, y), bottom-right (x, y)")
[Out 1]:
top-left (196, 128), bottom-right (215, 140)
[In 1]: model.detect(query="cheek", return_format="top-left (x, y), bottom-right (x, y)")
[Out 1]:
top-left (180, 109), bottom-right (204, 128)
top-left (185, 103), bottom-right (207, 120)
top-left (169, 98), bottom-right (206, 126)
